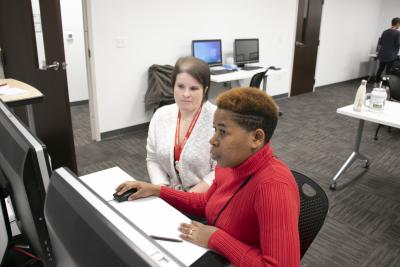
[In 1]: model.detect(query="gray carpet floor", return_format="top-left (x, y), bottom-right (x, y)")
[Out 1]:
top-left (71, 80), bottom-right (400, 266)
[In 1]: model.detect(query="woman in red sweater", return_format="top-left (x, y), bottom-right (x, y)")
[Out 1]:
top-left (116, 87), bottom-right (300, 266)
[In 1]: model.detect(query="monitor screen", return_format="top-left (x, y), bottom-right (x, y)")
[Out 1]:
top-left (0, 100), bottom-right (54, 266)
top-left (45, 167), bottom-right (186, 267)
top-left (192, 39), bottom-right (222, 66)
top-left (234, 39), bottom-right (259, 67)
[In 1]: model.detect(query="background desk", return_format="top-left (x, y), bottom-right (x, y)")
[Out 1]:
top-left (0, 78), bottom-right (43, 133)
top-left (210, 67), bottom-right (284, 93)
top-left (330, 101), bottom-right (400, 189)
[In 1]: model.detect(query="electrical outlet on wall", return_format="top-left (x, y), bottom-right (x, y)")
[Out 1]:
top-left (115, 38), bottom-right (126, 48)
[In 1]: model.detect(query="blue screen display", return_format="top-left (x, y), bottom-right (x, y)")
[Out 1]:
top-left (192, 40), bottom-right (222, 66)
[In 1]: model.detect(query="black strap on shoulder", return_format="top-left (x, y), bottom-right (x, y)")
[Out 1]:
top-left (212, 175), bottom-right (253, 226)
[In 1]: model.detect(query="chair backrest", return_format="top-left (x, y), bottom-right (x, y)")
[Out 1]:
top-left (145, 64), bottom-right (175, 111)
top-left (249, 70), bottom-right (268, 88)
top-left (388, 74), bottom-right (400, 101)
top-left (291, 170), bottom-right (329, 258)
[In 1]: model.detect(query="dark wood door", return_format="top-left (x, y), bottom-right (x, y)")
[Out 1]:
top-left (291, 0), bottom-right (324, 96)
top-left (0, 0), bottom-right (77, 173)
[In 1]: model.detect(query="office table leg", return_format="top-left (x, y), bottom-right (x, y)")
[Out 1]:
top-left (26, 104), bottom-right (36, 134)
top-left (262, 75), bottom-right (268, 93)
top-left (330, 119), bottom-right (369, 190)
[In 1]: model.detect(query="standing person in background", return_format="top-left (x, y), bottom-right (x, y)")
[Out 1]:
top-left (146, 56), bottom-right (216, 192)
top-left (117, 87), bottom-right (300, 266)
top-left (376, 17), bottom-right (400, 82)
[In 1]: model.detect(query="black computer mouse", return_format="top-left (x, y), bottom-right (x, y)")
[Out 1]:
top-left (113, 188), bottom-right (138, 202)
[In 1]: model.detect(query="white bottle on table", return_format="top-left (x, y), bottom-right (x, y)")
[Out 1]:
top-left (353, 80), bottom-right (367, 112)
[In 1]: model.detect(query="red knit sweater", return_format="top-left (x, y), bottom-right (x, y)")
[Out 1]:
top-left (160, 144), bottom-right (300, 267)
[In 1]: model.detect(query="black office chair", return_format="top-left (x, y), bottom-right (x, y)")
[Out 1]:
top-left (250, 66), bottom-right (283, 116)
top-left (291, 170), bottom-right (329, 259)
top-left (374, 74), bottom-right (400, 140)
top-left (249, 70), bottom-right (268, 88)
top-left (249, 66), bottom-right (280, 88)
top-left (145, 64), bottom-right (175, 112)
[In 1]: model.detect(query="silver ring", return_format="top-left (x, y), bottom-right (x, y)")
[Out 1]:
top-left (189, 228), bottom-right (193, 235)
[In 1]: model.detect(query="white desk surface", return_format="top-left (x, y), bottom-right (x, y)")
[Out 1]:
top-left (210, 67), bottom-right (284, 83)
top-left (0, 78), bottom-right (43, 103)
top-left (79, 167), bottom-right (207, 266)
top-left (337, 101), bottom-right (400, 129)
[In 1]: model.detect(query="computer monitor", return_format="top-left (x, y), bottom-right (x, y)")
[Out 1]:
top-left (0, 186), bottom-right (11, 265)
top-left (0, 100), bottom-right (54, 266)
top-left (192, 39), bottom-right (222, 66)
top-left (234, 38), bottom-right (260, 67)
top-left (45, 167), bottom-right (186, 267)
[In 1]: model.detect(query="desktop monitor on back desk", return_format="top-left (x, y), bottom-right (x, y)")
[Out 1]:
top-left (192, 39), bottom-right (223, 66)
top-left (234, 38), bottom-right (260, 68)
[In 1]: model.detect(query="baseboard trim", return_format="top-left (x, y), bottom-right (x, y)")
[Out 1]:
top-left (272, 93), bottom-right (288, 100)
top-left (70, 100), bottom-right (89, 106)
top-left (100, 122), bottom-right (149, 140)
top-left (315, 77), bottom-right (368, 90)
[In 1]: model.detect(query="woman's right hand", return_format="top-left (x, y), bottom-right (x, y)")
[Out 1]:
top-left (115, 181), bottom-right (161, 201)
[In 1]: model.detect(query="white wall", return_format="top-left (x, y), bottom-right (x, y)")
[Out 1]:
top-left (315, 0), bottom-right (384, 87)
top-left (87, 0), bottom-right (298, 134)
top-left (60, 0), bottom-right (89, 103)
top-left (376, 0), bottom-right (400, 40)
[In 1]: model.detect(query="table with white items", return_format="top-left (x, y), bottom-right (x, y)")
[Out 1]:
top-left (79, 167), bottom-right (229, 267)
top-left (330, 101), bottom-right (400, 190)
top-left (0, 78), bottom-right (44, 133)
top-left (210, 67), bottom-right (284, 92)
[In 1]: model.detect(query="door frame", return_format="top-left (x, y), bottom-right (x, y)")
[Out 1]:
top-left (288, 0), bottom-right (300, 98)
top-left (81, 0), bottom-right (101, 141)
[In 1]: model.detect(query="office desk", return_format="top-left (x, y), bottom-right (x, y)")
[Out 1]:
top-left (211, 67), bottom-right (284, 92)
top-left (80, 167), bottom-right (208, 266)
top-left (0, 78), bottom-right (43, 133)
top-left (330, 101), bottom-right (400, 190)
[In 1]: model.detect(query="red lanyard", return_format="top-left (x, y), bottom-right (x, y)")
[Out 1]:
top-left (174, 106), bottom-right (202, 163)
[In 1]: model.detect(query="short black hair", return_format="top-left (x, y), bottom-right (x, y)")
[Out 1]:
top-left (392, 17), bottom-right (400, 26)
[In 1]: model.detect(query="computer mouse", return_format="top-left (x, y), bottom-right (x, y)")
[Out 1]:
top-left (113, 188), bottom-right (138, 202)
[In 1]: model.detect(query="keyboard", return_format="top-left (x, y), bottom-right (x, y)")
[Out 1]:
top-left (210, 69), bottom-right (236, 75)
top-left (241, 66), bottom-right (263, 71)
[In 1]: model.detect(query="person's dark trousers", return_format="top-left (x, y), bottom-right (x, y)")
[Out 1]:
top-left (376, 61), bottom-right (394, 82)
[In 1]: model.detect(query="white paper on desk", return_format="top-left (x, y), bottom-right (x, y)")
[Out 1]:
top-left (79, 167), bottom-right (207, 266)
top-left (110, 197), bottom-right (207, 266)
top-left (111, 196), bottom-right (188, 238)
top-left (0, 87), bottom-right (27, 96)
